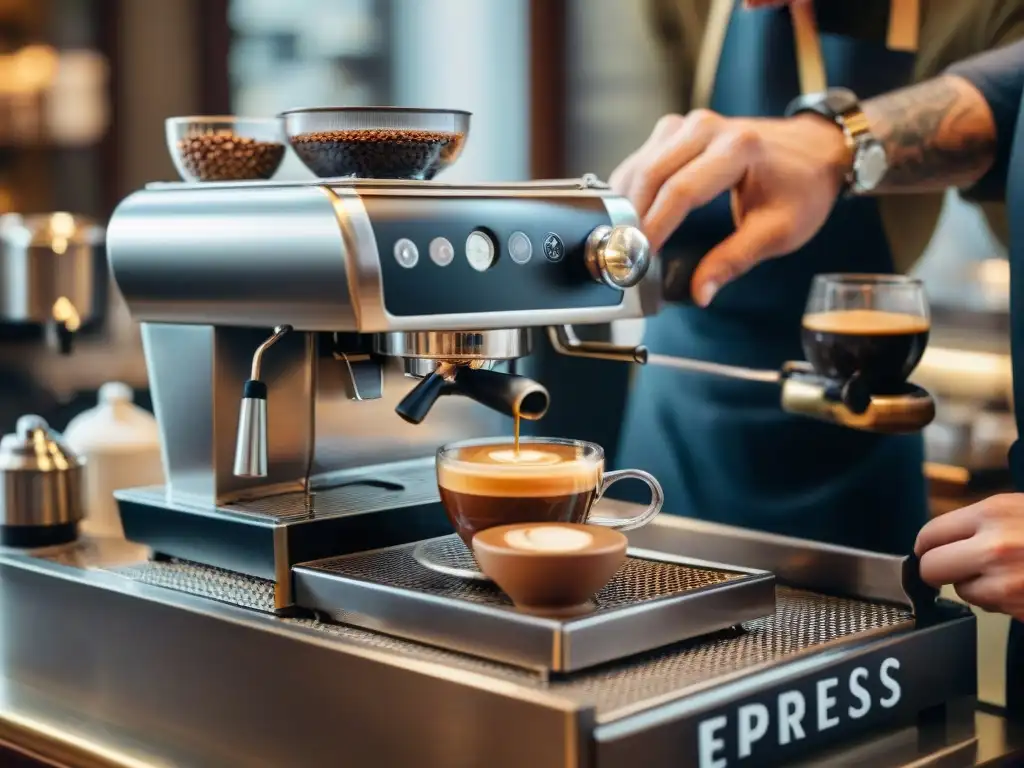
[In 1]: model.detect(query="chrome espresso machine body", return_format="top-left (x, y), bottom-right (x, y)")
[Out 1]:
top-left (106, 175), bottom-right (657, 610)
top-left (0, 113), bottom-right (988, 766)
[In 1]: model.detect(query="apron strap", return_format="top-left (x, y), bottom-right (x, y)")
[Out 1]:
top-left (790, 2), bottom-right (827, 95)
top-left (887, 0), bottom-right (920, 52)
top-left (692, 0), bottom-right (735, 109)
top-left (692, 0), bottom-right (920, 108)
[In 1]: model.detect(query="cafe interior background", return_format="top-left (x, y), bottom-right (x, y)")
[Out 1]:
top-left (0, 0), bottom-right (1013, 705)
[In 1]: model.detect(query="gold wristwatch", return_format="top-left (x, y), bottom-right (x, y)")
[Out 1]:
top-left (785, 88), bottom-right (888, 195)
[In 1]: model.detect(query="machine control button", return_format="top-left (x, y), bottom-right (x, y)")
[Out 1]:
top-left (542, 233), bottom-right (565, 263)
top-left (393, 238), bottom-right (419, 269)
top-left (584, 225), bottom-right (650, 289)
top-left (508, 231), bottom-right (533, 264)
top-left (429, 237), bottom-right (455, 267)
top-left (466, 230), bottom-right (496, 272)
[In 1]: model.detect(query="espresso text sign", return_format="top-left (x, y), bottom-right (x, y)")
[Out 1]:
top-left (697, 656), bottom-right (901, 767)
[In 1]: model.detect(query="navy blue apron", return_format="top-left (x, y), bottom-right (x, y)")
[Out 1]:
top-left (614, 2), bottom-right (929, 554)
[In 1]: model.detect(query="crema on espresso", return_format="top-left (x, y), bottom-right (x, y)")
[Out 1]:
top-left (801, 309), bottom-right (929, 392)
top-left (437, 442), bottom-right (602, 546)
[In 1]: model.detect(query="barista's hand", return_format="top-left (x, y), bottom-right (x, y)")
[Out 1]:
top-left (608, 110), bottom-right (851, 306)
top-left (916, 494), bottom-right (1024, 621)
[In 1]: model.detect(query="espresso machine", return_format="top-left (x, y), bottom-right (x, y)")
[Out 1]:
top-left (0, 110), bottom-right (986, 768)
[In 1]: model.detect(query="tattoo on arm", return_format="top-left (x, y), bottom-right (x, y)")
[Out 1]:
top-left (863, 76), bottom-right (997, 193)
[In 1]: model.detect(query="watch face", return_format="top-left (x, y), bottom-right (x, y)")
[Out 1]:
top-left (855, 141), bottom-right (888, 191)
top-left (823, 88), bottom-right (858, 116)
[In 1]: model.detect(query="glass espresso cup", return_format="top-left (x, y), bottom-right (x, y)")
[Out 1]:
top-left (801, 274), bottom-right (930, 393)
top-left (436, 437), bottom-right (664, 548)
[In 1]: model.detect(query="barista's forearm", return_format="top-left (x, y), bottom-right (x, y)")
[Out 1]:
top-left (862, 75), bottom-right (998, 193)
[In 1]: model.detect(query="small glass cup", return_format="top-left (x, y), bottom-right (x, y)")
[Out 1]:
top-left (436, 436), bottom-right (663, 547)
top-left (801, 273), bottom-right (930, 393)
top-left (165, 116), bottom-right (286, 182)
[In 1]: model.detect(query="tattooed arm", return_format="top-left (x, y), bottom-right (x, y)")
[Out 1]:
top-left (611, 42), bottom-right (1024, 302)
top-left (862, 76), bottom-right (998, 193)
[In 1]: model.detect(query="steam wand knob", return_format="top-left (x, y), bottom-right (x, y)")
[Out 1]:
top-left (233, 325), bottom-right (292, 478)
top-left (585, 225), bottom-right (651, 289)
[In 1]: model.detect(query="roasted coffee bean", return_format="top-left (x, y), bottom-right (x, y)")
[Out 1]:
top-left (176, 131), bottom-right (285, 182)
top-left (289, 129), bottom-right (465, 179)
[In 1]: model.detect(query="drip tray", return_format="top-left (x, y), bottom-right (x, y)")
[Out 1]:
top-left (292, 536), bottom-right (776, 674)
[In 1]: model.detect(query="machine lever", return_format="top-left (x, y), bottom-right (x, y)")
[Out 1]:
top-left (547, 325), bottom-right (648, 364)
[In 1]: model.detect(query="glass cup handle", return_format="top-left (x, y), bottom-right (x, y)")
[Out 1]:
top-left (587, 469), bottom-right (665, 531)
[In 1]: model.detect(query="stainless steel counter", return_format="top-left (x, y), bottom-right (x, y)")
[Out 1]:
top-left (0, 508), bottom-right (999, 767)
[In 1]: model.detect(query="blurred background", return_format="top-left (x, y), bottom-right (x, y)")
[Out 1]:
top-left (0, 0), bottom-right (1011, 509)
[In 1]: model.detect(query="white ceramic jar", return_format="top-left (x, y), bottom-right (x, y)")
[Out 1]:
top-left (63, 382), bottom-right (164, 537)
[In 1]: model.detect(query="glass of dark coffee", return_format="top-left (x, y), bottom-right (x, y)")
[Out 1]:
top-left (801, 274), bottom-right (930, 393)
top-left (436, 437), bottom-right (664, 547)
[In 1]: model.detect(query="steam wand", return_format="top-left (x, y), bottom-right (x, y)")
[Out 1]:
top-left (233, 325), bottom-right (292, 478)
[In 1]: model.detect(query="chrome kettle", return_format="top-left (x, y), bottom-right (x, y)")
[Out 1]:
top-left (0, 415), bottom-right (84, 547)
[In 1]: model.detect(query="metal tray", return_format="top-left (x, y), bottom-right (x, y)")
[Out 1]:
top-left (292, 536), bottom-right (776, 674)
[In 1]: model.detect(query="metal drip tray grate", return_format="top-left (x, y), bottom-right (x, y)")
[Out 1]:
top-left (323, 540), bottom-right (739, 609)
top-left (99, 555), bottom-right (914, 720)
top-left (293, 537), bottom-right (777, 673)
top-left (112, 559), bottom-right (277, 613)
top-left (293, 589), bottom-right (914, 720)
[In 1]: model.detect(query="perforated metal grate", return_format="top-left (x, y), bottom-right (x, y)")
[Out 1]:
top-left (292, 588), bottom-right (913, 719)
top-left (306, 537), bottom-right (742, 612)
top-left (107, 557), bottom-right (914, 720)
top-left (111, 560), bottom-right (277, 613)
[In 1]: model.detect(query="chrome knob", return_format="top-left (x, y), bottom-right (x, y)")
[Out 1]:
top-left (584, 225), bottom-right (651, 289)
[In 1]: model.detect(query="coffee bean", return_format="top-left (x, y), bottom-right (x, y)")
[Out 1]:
top-left (176, 130), bottom-right (285, 182)
top-left (289, 129), bottom-right (465, 179)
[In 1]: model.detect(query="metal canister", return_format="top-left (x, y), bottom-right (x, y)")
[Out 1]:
top-left (0, 212), bottom-right (105, 353)
top-left (0, 415), bottom-right (84, 547)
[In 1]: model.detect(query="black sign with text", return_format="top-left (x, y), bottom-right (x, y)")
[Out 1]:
top-left (595, 615), bottom-right (976, 768)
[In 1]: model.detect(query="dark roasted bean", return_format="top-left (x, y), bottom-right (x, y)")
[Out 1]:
top-left (176, 131), bottom-right (285, 181)
top-left (289, 129), bottom-right (465, 179)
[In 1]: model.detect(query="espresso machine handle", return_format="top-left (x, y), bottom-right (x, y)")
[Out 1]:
top-left (545, 224), bottom-right (654, 362)
top-left (548, 330), bottom-right (935, 433)
top-left (547, 325), bottom-right (649, 364)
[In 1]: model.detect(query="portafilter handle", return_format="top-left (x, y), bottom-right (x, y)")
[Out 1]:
top-left (779, 363), bottom-right (936, 434)
top-left (233, 325), bottom-right (292, 478)
top-left (546, 328), bottom-right (936, 433)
